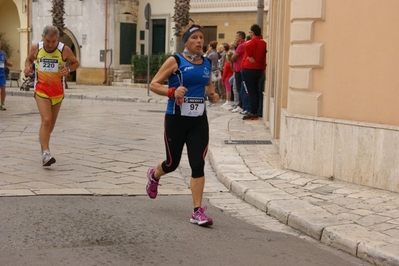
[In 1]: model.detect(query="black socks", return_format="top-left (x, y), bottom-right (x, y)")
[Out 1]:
top-left (152, 173), bottom-right (159, 182)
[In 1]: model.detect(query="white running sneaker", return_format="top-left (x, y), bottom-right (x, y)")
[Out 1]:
top-left (231, 106), bottom-right (243, 113)
top-left (42, 150), bottom-right (56, 167)
top-left (222, 101), bottom-right (233, 106)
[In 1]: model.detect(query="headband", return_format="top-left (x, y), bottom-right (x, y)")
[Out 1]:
top-left (182, 27), bottom-right (203, 43)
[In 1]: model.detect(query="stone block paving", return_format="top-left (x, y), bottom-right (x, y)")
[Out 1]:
top-left (209, 108), bottom-right (399, 266)
top-left (1, 83), bottom-right (399, 265)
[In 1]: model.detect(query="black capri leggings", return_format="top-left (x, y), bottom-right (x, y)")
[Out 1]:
top-left (161, 114), bottom-right (209, 178)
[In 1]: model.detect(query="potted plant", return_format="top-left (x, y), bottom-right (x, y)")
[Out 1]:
top-left (132, 54), bottom-right (147, 82)
top-left (131, 53), bottom-right (173, 83)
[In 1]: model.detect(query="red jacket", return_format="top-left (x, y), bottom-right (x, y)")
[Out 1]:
top-left (222, 61), bottom-right (233, 81)
top-left (241, 36), bottom-right (267, 71)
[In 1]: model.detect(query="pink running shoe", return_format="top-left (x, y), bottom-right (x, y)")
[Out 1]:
top-left (146, 168), bottom-right (160, 199)
top-left (190, 206), bottom-right (213, 226)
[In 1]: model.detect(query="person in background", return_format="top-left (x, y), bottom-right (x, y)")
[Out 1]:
top-left (229, 41), bottom-right (236, 52)
top-left (0, 40), bottom-right (13, 110)
top-left (217, 44), bottom-right (226, 64)
top-left (206, 40), bottom-right (222, 102)
top-left (222, 51), bottom-right (234, 105)
top-left (238, 35), bottom-right (252, 116)
top-left (218, 43), bottom-right (230, 72)
top-left (217, 43), bottom-right (230, 101)
top-left (147, 23), bottom-right (219, 227)
top-left (202, 44), bottom-right (208, 55)
top-left (258, 70), bottom-right (266, 117)
top-left (241, 24), bottom-right (267, 120)
top-left (206, 40), bottom-right (219, 69)
top-left (230, 31), bottom-right (246, 113)
top-left (24, 25), bottom-right (80, 166)
top-left (228, 41), bottom-right (237, 108)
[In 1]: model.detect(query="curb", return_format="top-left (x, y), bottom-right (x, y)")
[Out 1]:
top-left (207, 113), bottom-right (399, 266)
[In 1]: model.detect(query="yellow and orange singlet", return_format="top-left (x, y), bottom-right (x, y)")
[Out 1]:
top-left (34, 41), bottom-right (66, 105)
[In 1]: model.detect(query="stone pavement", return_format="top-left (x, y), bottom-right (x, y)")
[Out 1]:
top-left (1, 82), bottom-right (399, 266)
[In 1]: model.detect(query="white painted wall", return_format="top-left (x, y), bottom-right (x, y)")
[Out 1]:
top-left (31, 0), bottom-right (115, 69)
top-left (136, 1), bottom-right (175, 54)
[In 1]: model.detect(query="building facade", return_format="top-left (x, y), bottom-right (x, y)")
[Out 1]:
top-left (0, 0), bottom-right (268, 85)
top-left (267, 0), bottom-right (399, 193)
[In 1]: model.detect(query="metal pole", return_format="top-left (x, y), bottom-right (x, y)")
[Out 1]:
top-left (144, 3), bottom-right (152, 96)
top-left (147, 27), bottom-right (150, 96)
top-left (257, 0), bottom-right (265, 35)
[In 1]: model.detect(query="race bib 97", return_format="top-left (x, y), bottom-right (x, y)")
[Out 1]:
top-left (180, 97), bottom-right (205, 117)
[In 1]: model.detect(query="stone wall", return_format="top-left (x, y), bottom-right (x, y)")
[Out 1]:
top-left (280, 109), bottom-right (399, 193)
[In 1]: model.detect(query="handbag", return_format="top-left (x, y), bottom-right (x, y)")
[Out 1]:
top-left (212, 69), bottom-right (221, 82)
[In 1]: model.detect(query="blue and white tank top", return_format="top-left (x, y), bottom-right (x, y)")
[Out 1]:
top-left (165, 53), bottom-right (212, 116)
top-left (0, 51), bottom-right (6, 77)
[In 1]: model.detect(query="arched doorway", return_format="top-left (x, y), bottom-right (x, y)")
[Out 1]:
top-left (0, 0), bottom-right (21, 70)
top-left (59, 29), bottom-right (80, 82)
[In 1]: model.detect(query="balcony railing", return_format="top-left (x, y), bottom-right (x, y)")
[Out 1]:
top-left (190, 0), bottom-right (270, 13)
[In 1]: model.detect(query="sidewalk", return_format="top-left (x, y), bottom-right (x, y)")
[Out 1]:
top-left (4, 82), bottom-right (399, 266)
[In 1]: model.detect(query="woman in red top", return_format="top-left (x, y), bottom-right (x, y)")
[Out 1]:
top-left (221, 51), bottom-right (234, 105)
top-left (241, 24), bottom-right (267, 120)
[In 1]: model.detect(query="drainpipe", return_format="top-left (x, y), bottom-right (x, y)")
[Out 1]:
top-left (103, 0), bottom-right (109, 84)
top-left (257, 0), bottom-right (264, 35)
top-left (107, 49), bottom-right (112, 85)
top-left (27, 0), bottom-right (31, 53)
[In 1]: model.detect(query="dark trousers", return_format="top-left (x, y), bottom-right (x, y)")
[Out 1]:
top-left (258, 72), bottom-right (265, 116)
top-left (242, 68), bottom-right (262, 115)
top-left (234, 71), bottom-right (242, 107)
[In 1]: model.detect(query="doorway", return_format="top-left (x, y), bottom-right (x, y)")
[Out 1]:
top-left (59, 30), bottom-right (80, 82)
top-left (152, 19), bottom-right (166, 54)
top-left (203, 26), bottom-right (217, 48)
top-left (120, 23), bottom-right (137, 64)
